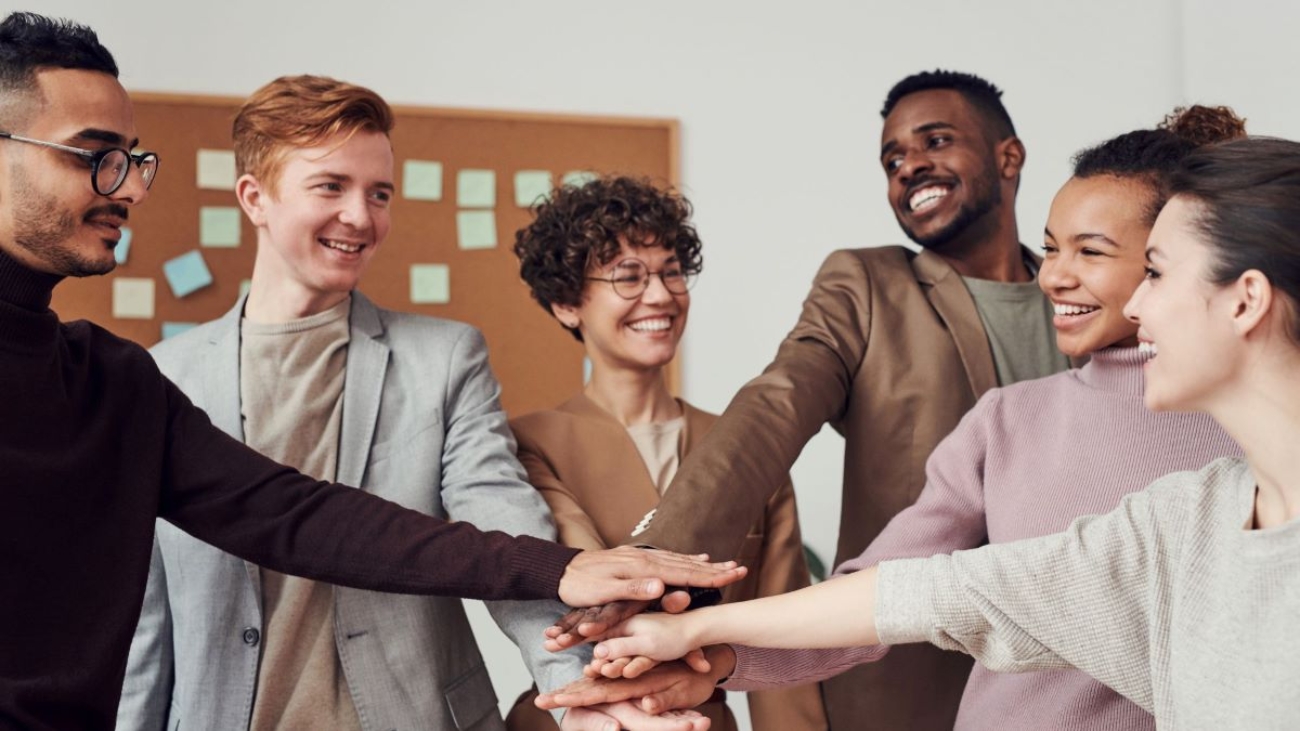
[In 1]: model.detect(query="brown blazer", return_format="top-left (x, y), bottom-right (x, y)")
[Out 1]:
top-left (632, 246), bottom-right (1033, 731)
top-left (504, 394), bottom-right (828, 731)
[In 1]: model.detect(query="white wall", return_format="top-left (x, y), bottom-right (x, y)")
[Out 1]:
top-left (24, 0), bottom-right (1289, 726)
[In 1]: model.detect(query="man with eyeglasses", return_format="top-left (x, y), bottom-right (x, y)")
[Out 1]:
top-left (0, 13), bottom-right (740, 731)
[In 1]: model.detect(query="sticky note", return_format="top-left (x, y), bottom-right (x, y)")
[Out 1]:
top-left (583, 356), bottom-right (592, 382)
top-left (163, 250), bottom-right (214, 298)
top-left (514, 170), bottom-right (552, 208)
top-left (113, 277), bottom-right (155, 319)
top-left (457, 169), bottom-right (496, 208)
top-left (456, 210), bottom-right (497, 250)
top-left (200, 206), bottom-right (242, 248)
top-left (197, 149), bottom-right (237, 190)
top-left (410, 264), bottom-right (450, 304)
top-left (403, 160), bottom-right (443, 201)
top-left (113, 226), bottom-right (132, 265)
top-left (161, 322), bottom-right (198, 340)
top-left (239, 279), bottom-right (252, 298)
top-left (562, 170), bottom-right (597, 188)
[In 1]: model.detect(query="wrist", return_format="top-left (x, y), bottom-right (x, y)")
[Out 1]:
top-left (704, 643), bottom-right (737, 684)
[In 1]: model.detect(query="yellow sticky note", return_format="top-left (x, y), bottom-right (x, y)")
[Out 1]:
top-left (562, 170), bottom-right (597, 188)
top-left (197, 149), bottom-right (237, 190)
top-left (403, 160), bottom-right (443, 201)
top-left (410, 264), bottom-right (450, 304)
top-left (113, 277), bottom-right (155, 319)
top-left (457, 210), bottom-right (497, 250)
top-left (457, 169), bottom-right (496, 208)
top-left (200, 206), bottom-right (242, 248)
top-left (514, 170), bottom-right (552, 208)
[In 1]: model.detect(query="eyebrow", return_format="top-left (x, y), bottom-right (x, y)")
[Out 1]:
top-left (70, 128), bottom-right (135, 149)
top-left (312, 172), bottom-right (396, 191)
top-left (880, 122), bottom-right (956, 160)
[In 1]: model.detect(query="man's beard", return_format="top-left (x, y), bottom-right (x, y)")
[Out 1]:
top-left (899, 170), bottom-right (1002, 251)
top-left (11, 166), bottom-right (119, 277)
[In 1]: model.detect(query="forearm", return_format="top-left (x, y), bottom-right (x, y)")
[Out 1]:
top-left (723, 643), bottom-right (887, 692)
top-left (689, 567), bottom-right (881, 650)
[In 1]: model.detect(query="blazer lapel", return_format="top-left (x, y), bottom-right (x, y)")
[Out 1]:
top-left (912, 248), bottom-right (999, 397)
top-left (559, 394), bottom-right (662, 526)
top-left (337, 293), bottom-right (389, 488)
top-left (204, 297), bottom-right (247, 442)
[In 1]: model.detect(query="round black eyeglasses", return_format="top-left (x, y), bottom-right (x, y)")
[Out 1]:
top-left (0, 131), bottom-right (160, 196)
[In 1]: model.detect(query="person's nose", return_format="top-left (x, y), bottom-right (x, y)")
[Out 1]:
top-left (1038, 253), bottom-right (1078, 294)
top-left (640, 271), bottom-right (674, 304)
top-left (1123, 279), bottom-right (1149, 324)
top-left (897, 148), bottom-right (935, 185)
top-left (337, 192), bottom-right (373, 231)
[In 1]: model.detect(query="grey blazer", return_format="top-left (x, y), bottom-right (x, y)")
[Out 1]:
top-left (117, 293), bottom-right (583, 731)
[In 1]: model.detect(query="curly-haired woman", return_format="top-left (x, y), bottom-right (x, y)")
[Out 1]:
top-left (505, 176), bottom-right (827, 731)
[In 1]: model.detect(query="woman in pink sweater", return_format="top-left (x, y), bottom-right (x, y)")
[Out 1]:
top-left (542, 107), bottom-right (1246, 730)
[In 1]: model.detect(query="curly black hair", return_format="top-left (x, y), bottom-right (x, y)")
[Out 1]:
top-left (1072, 105), bottom-right (1246, 226)
top-left (514, 175), bottom-right (703, 341)
top-left (881, 69), bottom-right (1016, 140)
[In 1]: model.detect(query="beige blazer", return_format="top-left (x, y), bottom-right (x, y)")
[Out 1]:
top-left (504, 394), bottom-right (828, 731)
top-left (631, 246), bottom-right (1040, 731)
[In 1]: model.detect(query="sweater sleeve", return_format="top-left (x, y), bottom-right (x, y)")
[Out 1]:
top-left (155, 376), bottom-right (580, 601)
top-left (871, 474), bottom-right (1196, 713)
top-left (728, 390), bottom-right (997, 690)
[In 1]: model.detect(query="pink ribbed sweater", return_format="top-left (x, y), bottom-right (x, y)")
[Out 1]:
top-left (725, 347), bottom-right (1242, 731)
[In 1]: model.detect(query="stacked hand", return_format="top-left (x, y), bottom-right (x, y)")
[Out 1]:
top-left (561, 701), bottom-right (710, 731)
top-left (542, 646), bottom-right (737, 718)
top-left (557, 547), bottom-right (745, 609)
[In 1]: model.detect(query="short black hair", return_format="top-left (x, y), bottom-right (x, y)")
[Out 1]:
top-left (0, 12), bottom-right (117, 96)
top-left (881, 69), bottom-right (1016, 140)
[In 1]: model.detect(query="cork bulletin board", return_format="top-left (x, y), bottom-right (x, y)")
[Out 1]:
top-left (50, 92), bottom-right (680, 416)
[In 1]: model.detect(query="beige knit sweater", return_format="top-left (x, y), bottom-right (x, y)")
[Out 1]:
top-left (877, 458), bottom-right (1300, 730)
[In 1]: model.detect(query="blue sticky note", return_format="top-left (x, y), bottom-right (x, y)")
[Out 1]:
top-left (161, 321), bottom-right (198, 340)
top-left (162, 250), bottom-right (214, 298)
top-left (457, 169), bottom-right (496, 208)
top-left (583, 356), bottom-right (592, 382)
top-left (403, 160), bottom-right (443, 201)
top-left (410, 264), bottom-right (450, 304)
top-left (562, 170), bottom-right (597, 188)
top-left (113, 226), bottom-right (133, 265)
top-left (200, 206), bottom-right (242, 248)
top-left (514, 170), bottom-right (552, 208)
top-left (457, 211), bottom-right (497, 250)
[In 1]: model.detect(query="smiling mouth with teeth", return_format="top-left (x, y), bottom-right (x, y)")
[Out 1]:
top-left (1053, 303), bottom-right (1101, 316)
top-left (908, 185), bottom-right (950, 213)
top-left (628, 317), bottom-right (672, 333)
top-left (321, 239), bottom-right (365, 254)
top-left (1138, 341), bottom-right (1158, 360)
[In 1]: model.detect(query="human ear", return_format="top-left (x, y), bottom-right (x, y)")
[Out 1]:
top-left (235, 174), bottom-right (268, 227)
top-left (996, 136), bottom-right (1027, 181)
top-left (550, 301), bottom-right (581, 331)
top-left (1229, 269), bottom-right (1273, 337)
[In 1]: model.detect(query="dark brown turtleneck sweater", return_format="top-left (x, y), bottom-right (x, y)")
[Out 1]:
top-left (0, 249), bottom-right (579, 731)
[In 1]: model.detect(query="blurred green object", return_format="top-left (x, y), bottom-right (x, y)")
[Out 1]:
top-left (804, 544), bottom-right (827, 583)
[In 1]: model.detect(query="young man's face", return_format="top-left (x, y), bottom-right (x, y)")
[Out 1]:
top-left (0, 68), bottom-right (146, 276)
top-left (244, 129), bottom-right (394, 300)
top-left (879, 88), bottom-right (1005, 250)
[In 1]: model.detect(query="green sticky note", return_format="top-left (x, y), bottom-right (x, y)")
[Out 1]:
top-left (403, 160), bottom-right (443, 201)
top-left (112, 277), bottom-right (155, 319)
top-left (457, 169), bottom-right (496, 208)
top-left (240, 279), bottom-right (252, 297)
top-left (197, 149), bottom-right (237, 190)
top-left (200, 206), bottom-right (242, 248)
top-left (562, 170), bottom-right (597, 188)
top-left (514, 170), bottom-right (552, 208)
top-left (410, 264), bottom-right (450, 304)
top-left (457, 210), bottom-right (497, 250)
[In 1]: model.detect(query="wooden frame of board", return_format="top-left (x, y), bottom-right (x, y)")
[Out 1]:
top-left (52, 91), bottom-right (682, 417)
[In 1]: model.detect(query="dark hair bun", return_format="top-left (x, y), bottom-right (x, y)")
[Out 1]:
top-left (1161, 105), bottom-right (1247, 148)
